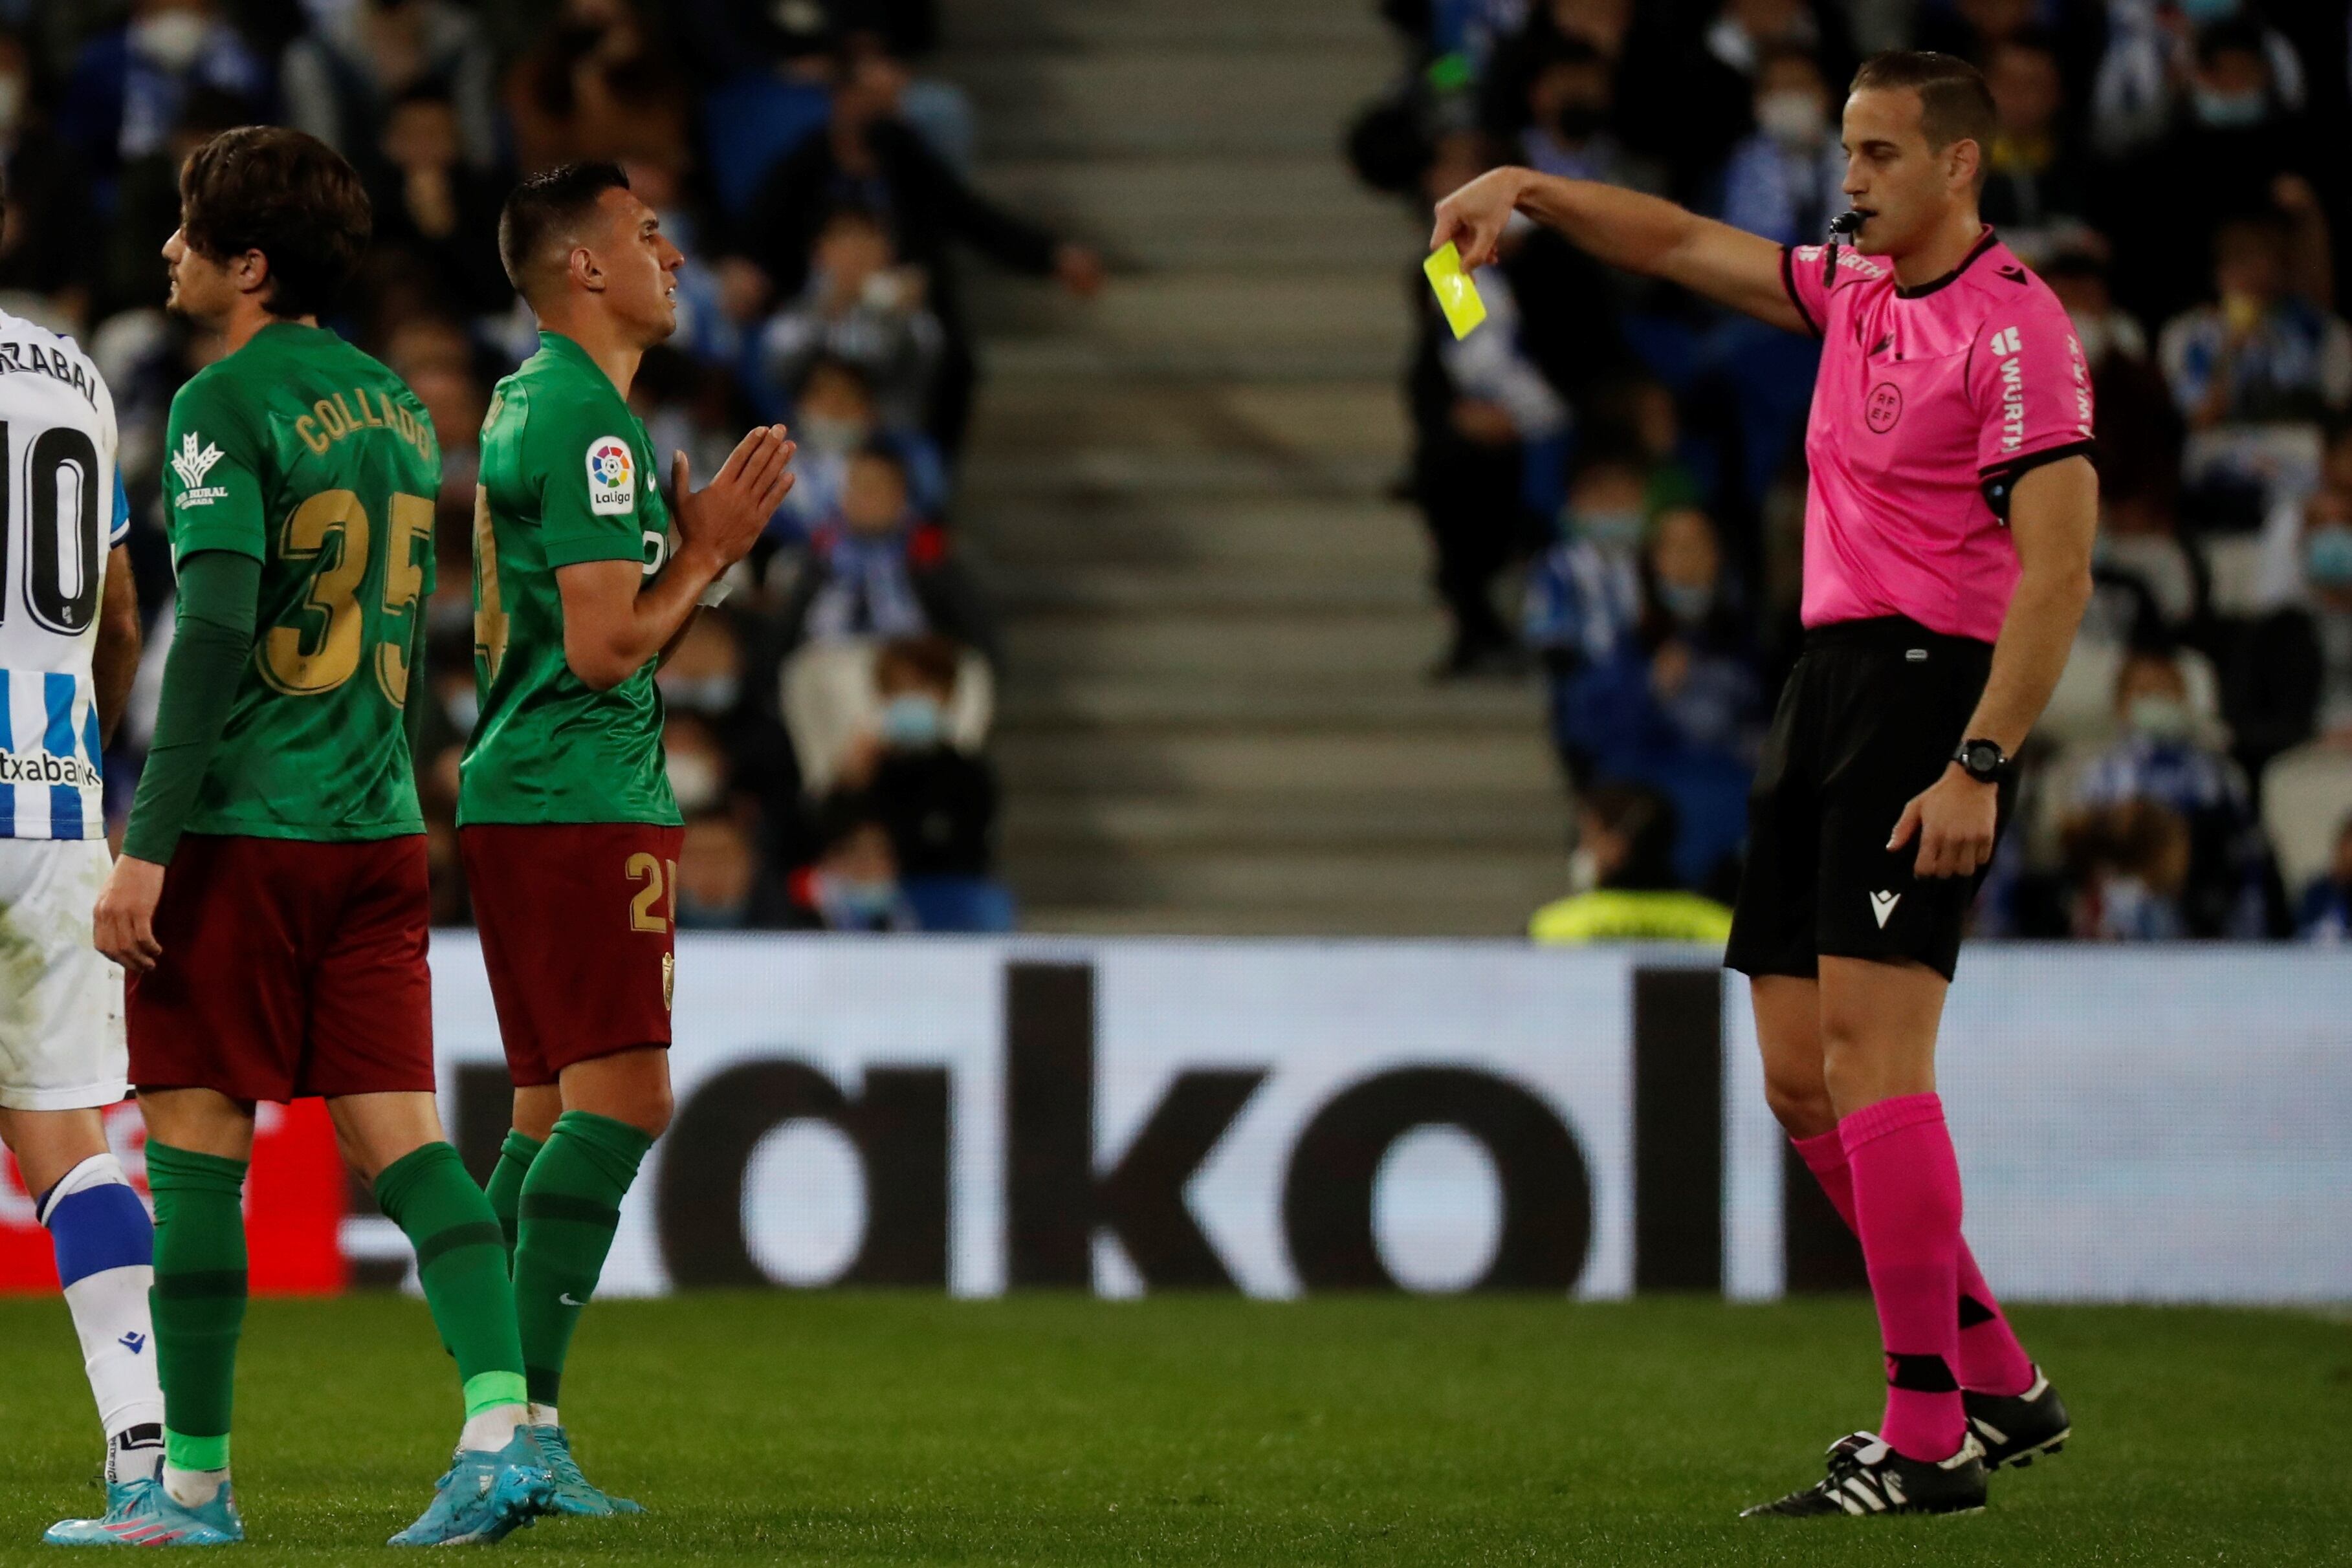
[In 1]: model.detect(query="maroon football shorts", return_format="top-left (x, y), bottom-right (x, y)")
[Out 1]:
top-left (458, 822), bottom-right (683, 1088)
top-left (127, 833), bottom-right (436, 1102)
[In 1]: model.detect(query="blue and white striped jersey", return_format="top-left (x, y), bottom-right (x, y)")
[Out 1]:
top-left (0, 309), bottom-right (127, 841)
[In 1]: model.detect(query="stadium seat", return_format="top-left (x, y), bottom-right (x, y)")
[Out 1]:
top-left (2261, 744), bottom-right (2352, 891)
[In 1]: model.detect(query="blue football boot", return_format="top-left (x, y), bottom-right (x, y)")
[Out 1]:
top-left (387, 1432), bottom-right (553, 1547)
top-left (527, 1427), bottom-right (644, 1518)
top-left (43, 1476), bottom-right (244, 1546)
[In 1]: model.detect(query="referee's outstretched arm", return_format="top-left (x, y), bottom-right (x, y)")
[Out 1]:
top-left (1889, 455), bottom-right (2096, 880)
top-left (1430, 169), bottom-right (1807, 336)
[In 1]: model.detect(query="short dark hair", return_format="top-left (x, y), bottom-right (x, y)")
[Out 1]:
top-left (180, 126), bottom-right (372, 319)
top-left (1581, 781), bottom-right (1680, 893)
top-left (877, 633), bottom-right (961, 696)
top-left (1849, 50), bottom-right (1996, 188)
top-left (498, 161), bottom-right (630, 298)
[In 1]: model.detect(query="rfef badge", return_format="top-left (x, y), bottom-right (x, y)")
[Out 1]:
top-left (586, 436), bottom-right (635, 516)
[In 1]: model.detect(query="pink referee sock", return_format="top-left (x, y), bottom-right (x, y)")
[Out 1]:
top-left (1840, 1093), bottom-right (1966, 1461)
top-left (1792, 1127), bottom-right (2035, 1399)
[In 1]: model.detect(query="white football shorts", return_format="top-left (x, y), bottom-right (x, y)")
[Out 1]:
top-left (0, 837), bottom-right (127, 1111)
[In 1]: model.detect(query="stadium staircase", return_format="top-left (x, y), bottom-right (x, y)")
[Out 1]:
top-left (941, 0), bottom-right (1568, 934)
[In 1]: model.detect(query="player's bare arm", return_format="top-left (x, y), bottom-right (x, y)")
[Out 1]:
top-left (1889, 455), bottom-right (2097, 879)
top-left (557, 424), bottom-right (795, 690)
top-left (1431, 168), bottom-right (1808, 334)
top-left (92, 545), bottom-right (140, 745)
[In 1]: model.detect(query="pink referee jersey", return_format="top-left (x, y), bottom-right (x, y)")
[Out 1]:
top-left (1780, 229), bottom-right (2094, 643)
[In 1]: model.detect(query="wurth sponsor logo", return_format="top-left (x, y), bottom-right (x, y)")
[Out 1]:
top-left (1992, 325), bottom-right (2027, 452)
top-left (0, 748), bottom-right (102, 789)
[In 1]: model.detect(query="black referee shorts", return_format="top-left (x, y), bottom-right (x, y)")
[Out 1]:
top-left (1724, 616), bottom-right (2014, 984)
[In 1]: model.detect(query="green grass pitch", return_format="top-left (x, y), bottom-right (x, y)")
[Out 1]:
top-left (0, 1294), bottom-right (2342, 1564)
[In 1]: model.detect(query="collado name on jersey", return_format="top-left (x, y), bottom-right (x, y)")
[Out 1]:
top-left (294, 386), bottom-right (435, 466)
top-left (0, 337), bottom-right (99, 407)
top-left (588, 436), bottom-right (635, 516)
top-left (171, 431), bottom-right (229, 509)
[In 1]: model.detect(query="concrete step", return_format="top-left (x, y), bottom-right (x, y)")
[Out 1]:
top-left (996, 673), bottom-right (1544, 730)
top-left (967, 271), bottom-right (1412, 370)
top-left (993, 728), bottom-right (1560, 796)
top-left (1004, 790), bottom-right (1565, 853)
top-left (964, 495), bottom-right (1427, 573)
top-left (1013, 905), bottom-right (1537, 937)
top-left (987, 565), bottom-right (1429, 613)
top-left (1002, 607), bottom-right (1447, 680)
top-left (964, 375), bottom-right (1407, 466)
top-left (958, 446), bottom-right (1398, 503)
top-left (969, 155), bottom-right (1412, 272)
top-left (948, 49), bottom-right (1398, 160)
top-left (1005, 847), bottom-right (1562, 924)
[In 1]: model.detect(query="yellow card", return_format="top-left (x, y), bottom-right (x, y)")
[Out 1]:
top-left (1423, 244), bottom-right (1488, 339)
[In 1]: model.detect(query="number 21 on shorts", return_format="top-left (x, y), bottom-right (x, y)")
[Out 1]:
top-left (625, 852), bottom-right (679, 934)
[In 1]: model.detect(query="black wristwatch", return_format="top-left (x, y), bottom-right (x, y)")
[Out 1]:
top-left (1952, 738), bottom-right (2009, 785)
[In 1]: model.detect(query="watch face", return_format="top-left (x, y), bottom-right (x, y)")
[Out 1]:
top-left (1964, 742), bottom-right (2001, 777)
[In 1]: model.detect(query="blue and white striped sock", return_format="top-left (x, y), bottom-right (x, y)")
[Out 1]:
top-left (39, 1152), bottom-right (166, 1485)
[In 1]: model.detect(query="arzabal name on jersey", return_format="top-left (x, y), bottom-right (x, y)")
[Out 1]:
top-left (0, 748), bottom-right (101, 789)
top-left (292, 386), bottom-right (435, 465)
top-left (0, 338), bottom-right (98, 407)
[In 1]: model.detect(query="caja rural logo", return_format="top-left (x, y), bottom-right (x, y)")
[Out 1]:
top-left (586, 435), bottom-right (635, 515)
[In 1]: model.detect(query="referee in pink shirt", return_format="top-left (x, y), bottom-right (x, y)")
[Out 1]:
top-left (1436, 51), bottom-right (2097, 1518)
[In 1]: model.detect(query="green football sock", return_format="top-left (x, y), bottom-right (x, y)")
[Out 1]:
top-left (373, 1142), bottom-right (528, 1421)
top-left (483, 1130), bottom-right (544, 1269)
top-left (512, 1111), bottom-right (654, 1408)
top-left (146, 1142), bottom-right (248, 1475)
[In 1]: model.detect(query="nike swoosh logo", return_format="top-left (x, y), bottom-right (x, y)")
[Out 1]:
top-left (560, 1292), bottom-right (588, 1307)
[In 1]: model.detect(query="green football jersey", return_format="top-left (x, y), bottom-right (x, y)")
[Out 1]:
top-left (457, 331), bottom-right (679, 827)
top-left (162, 321), bottom-right (439, 842)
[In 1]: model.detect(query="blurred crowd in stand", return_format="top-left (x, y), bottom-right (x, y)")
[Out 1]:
top-left (1354, 0), bottom-right (2352, 942)
top-left (2, 0), bottom-right (1108, 932)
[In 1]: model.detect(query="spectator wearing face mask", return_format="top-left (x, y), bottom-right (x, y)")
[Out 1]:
top-left (2294, 812), bottom-right (2352, 941)
top-left (1410, 135), bottom-right (1572, 679)
top-left (786, 811), bottom-right (920, 932)
top-left (1530, 781), bottom-right (1733, 944)
top-left (1717, 45), bottom-right (1843, 247)
top-left (1515, 37), bottom-right (1660, 193)
top-left (2160, 212), bottom-right (2352, 434)
top-left (1645, 0), bottom-right (1852, 197)
top-left (823, 635), bottom-right (997, 878)
top-left (655, 607), bottom-right (804, 849)
top-left (674, 812), bottom-right (793, 929)
top-left (1976, 32), bottom-right (2093, 270)
top-left (2099, 18), bottom-right (2329, 329)
top-left (2071, 648), bottom-right (2275, 937)
top-left (2059, 797), bottom-right (2195, 941)
top-left (1550, 506), bottom-right (1762, 891)
top-left (281, 0), bottom-right (500, 173)
top-left (758, 206), bottom-right (945, 433)
top-left (781, 441), bottom-right (998, 662)
top-left (1524, 456), bottom-right (1651, 728)
top-left (2233, 486), bottom-right (2352, 768)
top-left (2090, 0), bottom-right (2308, 160)
top-left (57, 0), bottom-right (269, 199)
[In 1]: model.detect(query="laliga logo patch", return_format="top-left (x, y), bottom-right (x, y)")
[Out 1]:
top-left (587, 435), bottom-right (635, 516)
